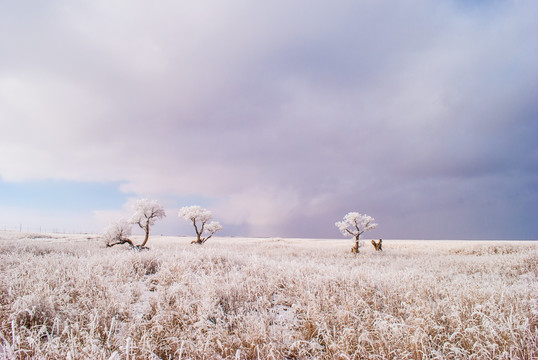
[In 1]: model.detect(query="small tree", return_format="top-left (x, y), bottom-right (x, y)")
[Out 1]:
top-left (129, 199), bottom-right (166, 248)
top-left (104, 220), bottom-right (135, 249)
top-left (336, 212), bottom-right (377, 254)
top-left (178, 205), bottom-right (222, 244)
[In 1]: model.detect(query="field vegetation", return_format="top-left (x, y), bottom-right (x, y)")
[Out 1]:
top-left (0, 231), bottom-right (536, 359)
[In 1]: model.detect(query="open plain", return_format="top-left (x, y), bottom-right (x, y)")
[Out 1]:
top-left (0, 231), bottom-right (536, 359)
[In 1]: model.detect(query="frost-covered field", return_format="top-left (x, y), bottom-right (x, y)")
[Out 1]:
top-left (0, 231), bottom-right (536, 359)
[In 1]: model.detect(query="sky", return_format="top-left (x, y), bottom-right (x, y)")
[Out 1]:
top-left (1, 0), bottom-right (537, 239)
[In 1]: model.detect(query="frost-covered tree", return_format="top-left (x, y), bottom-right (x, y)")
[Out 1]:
top-left (129, 199), bottom-right (166, 248)
top-left (103, 219), bottom-right (135, 249)
top-left (336, 212), bottom-right (377, 254)
top-left (178, 205), bottom-right (222, 244)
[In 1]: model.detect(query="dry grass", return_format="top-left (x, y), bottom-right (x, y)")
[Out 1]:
top-left (0, 231), bottom-right (536, 359)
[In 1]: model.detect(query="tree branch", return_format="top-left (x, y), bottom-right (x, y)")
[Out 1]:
top-left (344, 228), bottom-right (356, 237)
top-left (106, 238), bottom-right (135, 248)
top-left (201, 233), bottom-right (214, 244)
top-left (193, 219), bottom-right (202, 243)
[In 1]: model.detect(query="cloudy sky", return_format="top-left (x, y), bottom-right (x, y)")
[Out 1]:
top-left (1, 0), bottom-right (537, 239)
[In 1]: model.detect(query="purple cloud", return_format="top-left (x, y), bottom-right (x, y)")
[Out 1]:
top-left (1, 0), bottom-right (537, 239)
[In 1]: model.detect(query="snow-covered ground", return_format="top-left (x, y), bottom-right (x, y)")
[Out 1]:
top-left (1, 231), bottom-right (536, 359)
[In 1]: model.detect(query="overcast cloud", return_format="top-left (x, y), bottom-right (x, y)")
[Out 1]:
top-left (1, 0), bottom-right (537, 239)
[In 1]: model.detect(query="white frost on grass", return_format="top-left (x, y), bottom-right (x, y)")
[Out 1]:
top-left (0, 231), bottom-right (536, 359)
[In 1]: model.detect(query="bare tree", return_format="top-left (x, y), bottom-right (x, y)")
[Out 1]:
top-left (178, 205), bottom-right (222, 244)
top-left (129, 199), bottom-right (166, 248)
top-left (371, 239), bottom-right (383, 251)
top-left (335, 212), bottom-right (377, 254)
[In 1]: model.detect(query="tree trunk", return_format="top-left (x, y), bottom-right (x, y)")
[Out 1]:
top-left (351, 235), bottom-right (360, 254)
top-left (140, 226), bottom-right (150, 247)
top-left (192, 219), bottom-right (203, 245)
top-left (371, 239), bottom-right (382, 251)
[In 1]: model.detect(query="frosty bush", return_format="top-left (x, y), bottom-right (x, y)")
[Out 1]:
top-left (103, 219), bottom-right (135, 248)
top-left (336, 212), bottom-right (377, 254)
top-left (178, 205), bottom-right (222, 244)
